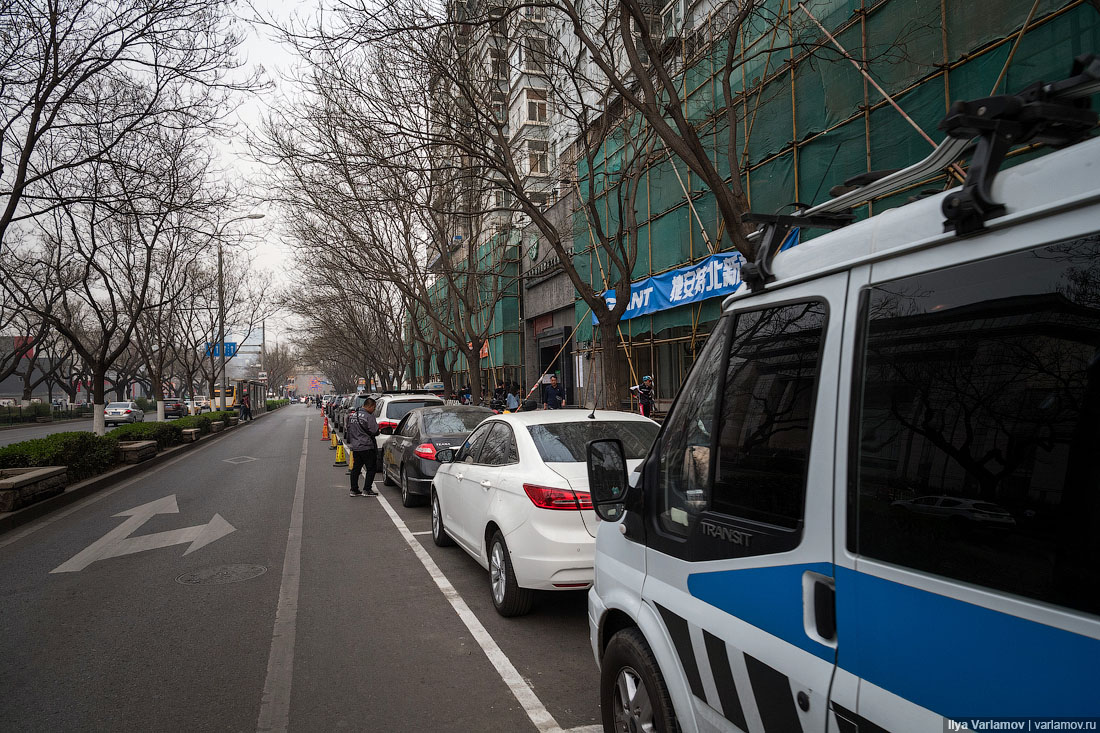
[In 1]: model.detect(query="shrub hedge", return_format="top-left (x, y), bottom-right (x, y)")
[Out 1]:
top-left (107, 422), bottom-right (184, 450)
top-left (173, 414), bottom-right (212, 434)
top-left (266, 399), bottom-right (290, 410)
top-left (0, 432), bottom-right (120, 482)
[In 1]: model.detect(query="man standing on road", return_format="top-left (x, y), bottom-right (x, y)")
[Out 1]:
top-left (346, 397), bottom-right (380, 497)
top-left (240, 391), bottom-right (252, 422)
top-left (630, 376), bottom-right (656, 418)
top-left (543, 375), bottom-right (564, 410)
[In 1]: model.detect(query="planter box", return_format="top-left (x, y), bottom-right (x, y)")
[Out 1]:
top-left (118, 440), bottom-right (157, 464)
top-left (0, 467), bottom-right (67, 513)
top-left (210, 421), bottom-right (224, 433)
top-left (226, 415), bottom-right (239, 427)
top-left (181, 428), bottom-right (200, 443)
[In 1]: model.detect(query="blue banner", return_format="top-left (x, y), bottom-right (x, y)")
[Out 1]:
top-left (593, 251), bottom-right (748, 324)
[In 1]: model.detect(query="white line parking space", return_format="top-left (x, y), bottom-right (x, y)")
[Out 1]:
top-left (375, 489), bottom-right (595, 733)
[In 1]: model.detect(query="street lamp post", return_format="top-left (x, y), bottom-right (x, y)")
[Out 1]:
top-left (217, 213), bottom-right (264, 411)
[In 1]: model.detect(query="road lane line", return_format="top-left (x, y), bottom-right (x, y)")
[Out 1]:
top-left (256, 416), bottom-right (309, 733)
top-left (374, 490), bottom-right (564, 733)
top-left (0, 425), bottom-right (244, 551)
top-left (409, 530), bottom-right (431, 536)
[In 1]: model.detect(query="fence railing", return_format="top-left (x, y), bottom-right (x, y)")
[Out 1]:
top-left (0, 405), bottom-right (95, 427)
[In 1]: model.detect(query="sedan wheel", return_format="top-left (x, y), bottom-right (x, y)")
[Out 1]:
top-left (488, 531), bottom-right (533, 617)
top-left (431, 490), bottom-right (454, 547)
top-left (400, 468), bottom-right (421, 507)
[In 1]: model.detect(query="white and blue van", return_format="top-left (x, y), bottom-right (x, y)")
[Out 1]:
top-left (585, 57), bottom-right (1100, 733)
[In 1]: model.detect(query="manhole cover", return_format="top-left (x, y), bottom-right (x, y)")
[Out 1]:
top-left (176, 564), bottom-right (268, 585)
top-left (223, 456), bottom-right (257, 465)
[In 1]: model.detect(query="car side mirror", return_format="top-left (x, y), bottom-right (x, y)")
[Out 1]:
top-left (437, 449), bottom-right (456, 463)
top-left (586, 438), bottom-right (629, 522)
top-left (380, 426), bottom-right (394, 435)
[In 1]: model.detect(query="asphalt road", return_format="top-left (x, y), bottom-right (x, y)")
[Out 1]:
top-left (0, 404), bottom-right (600, 732)
top-left (0, 413), bottom-right (174, 447)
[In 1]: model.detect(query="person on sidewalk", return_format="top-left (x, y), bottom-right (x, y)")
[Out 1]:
top-left (630, 376), bottom-right (656, 418)
top-left (239, 392), bottom-right (252, 422)
top-left (346, 396), bottom-right (380, 497)
top-left (543, 375), bottom-right (564, 410)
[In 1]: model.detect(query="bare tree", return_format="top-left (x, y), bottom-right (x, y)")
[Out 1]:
top-left (0, 0), bottom-right (258, 254)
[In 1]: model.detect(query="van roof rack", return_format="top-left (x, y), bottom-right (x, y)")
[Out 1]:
top-left (741, 54), bottom-right (1099, 292)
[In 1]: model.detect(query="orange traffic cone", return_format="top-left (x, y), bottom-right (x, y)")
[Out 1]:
top-left (333, 443), bottom-right (348, 467)
top-left (321, 420), bottom-right (329, 441)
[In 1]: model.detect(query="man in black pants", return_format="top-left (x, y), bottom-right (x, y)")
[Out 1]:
top-left (346, 397), bottom-right (380, 497)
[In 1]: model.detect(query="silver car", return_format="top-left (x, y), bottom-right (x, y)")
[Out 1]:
top-left (104, 401), bottom-right (145, 426)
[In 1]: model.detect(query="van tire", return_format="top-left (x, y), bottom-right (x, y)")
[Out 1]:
top-left (601, 628), bottom-right (680, 733)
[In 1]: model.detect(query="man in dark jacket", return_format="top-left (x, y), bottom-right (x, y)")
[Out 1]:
top-left (346, 397), bottom-right (380, 497)
top-left (543, 375), bottom-right (564, 409)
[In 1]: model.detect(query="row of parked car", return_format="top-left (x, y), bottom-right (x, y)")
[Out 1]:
top-left (326, 391), bottom-right (659, 617)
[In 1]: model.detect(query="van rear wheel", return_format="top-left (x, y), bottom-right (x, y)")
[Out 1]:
top-left (601, 628), bottom-right (679, 733)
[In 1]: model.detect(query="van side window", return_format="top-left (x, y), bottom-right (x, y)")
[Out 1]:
top-left (656, 316), bottom-right (729, 538)
top-left (713, 301), bottom-right (827, 530)
top-left (851, 236), bottom-right (1100, 616)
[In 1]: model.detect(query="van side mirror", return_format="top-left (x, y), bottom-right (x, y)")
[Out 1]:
top-left (586, 438), bottom-right (629, 522)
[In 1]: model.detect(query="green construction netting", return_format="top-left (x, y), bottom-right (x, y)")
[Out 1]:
top-left (650, 207), bottom-right (693, 273)
top-left (797, 119), bottom-right (866, 208)
top-left (747, 152), bottom-right (796, 216)
top-left (869, 74), bottom-right (947, 172)
top-left (945, 0), bottom-right (1065, 63)
top-left (744, 76), bottom-right (794, 166)
top-left (866, 0), bottom-right (945, 100)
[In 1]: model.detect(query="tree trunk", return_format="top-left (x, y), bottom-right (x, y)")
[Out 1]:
top-left (465, 343), bottom-right (483, 405)
top-left (92, 368), bottom-right (107, 435)
top-left (598, 321), bottom-right (628, 411)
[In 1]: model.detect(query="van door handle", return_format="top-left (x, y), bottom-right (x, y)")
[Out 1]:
top-left (480, 480), bottom-right (492, 489)
top-left (802, 571), bottom-right (837, 647)
top-left (456, 473), bottom-right (464, 480)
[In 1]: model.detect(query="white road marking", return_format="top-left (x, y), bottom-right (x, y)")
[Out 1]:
top-left (0, 432), bottom-right (239, 551)
top-left (256, 416), bottom-right (310, 733)
top-left (223, 456), bottom-right (257, 464)
top-left (50, 495), bottom-right (235, 573)
top-left (376, 490), bottom-right (575, 733)
top-left (409, 530), bottom-right (432, 536)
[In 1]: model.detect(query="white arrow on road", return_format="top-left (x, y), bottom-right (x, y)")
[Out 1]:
top-left (51, 495), bottom-right (235, 573)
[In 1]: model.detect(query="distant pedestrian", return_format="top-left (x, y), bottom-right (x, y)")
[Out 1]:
top-left (346, 396), bottom-right (380, 497)
top-left (240, 392), bottom-right (252, 421)
top-left (543, 375), bottom-right (564, 410)
top-left (505, 385), bottom-right (519, 412)
top-left (630, 376), bottom-right (656, 418)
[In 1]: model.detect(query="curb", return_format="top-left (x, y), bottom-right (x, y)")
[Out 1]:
top-left (0, 408), bottom-right (280, 535)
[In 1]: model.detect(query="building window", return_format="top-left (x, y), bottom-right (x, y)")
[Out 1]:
top-left (524, 37), bottom-right (547, 74)
top-left (526, 89), bottom-right (548, 123)
top-left (488, 48), bottom-right (506, 80)
top-left (527, 140), bottom-right (548, 175)
top-left (524, 5), bottom-right (546, 21)
top-left (490, 90), bottom-right (505, 121)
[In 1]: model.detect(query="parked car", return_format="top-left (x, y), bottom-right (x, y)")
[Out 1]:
top-left (430, 410), bottom-right (659, 616)
top-left (382, 405), bottom-right (493, 506)
top-left (891, 495), bottom-right (1016, 527)
top-left (104, 401), bottom-right (144, 426)
top-left (373, 393), bottom-right (446, 447)
top-left (423, 381), bottom-right (445, 397)
top-left (162, 397), bottom-right (186, 418)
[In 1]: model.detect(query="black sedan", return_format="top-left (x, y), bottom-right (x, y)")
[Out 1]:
top-left (381, 405), bottom-right (493, 507)
top-left (163, 398), bottom-right (186, 418)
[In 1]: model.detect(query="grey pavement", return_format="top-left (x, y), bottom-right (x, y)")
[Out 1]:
top-left (0, 404), bottom-right (600, 732)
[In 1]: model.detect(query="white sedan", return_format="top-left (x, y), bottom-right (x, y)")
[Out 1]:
top-left (430, 410), bottom-right (659, 616)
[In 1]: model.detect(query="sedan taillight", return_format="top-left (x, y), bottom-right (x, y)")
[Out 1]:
top-left (414, 443), bottom-right (437, 460)
top-left (523, 484), bottom-right (592, 511)
top-left (124, 409), bottom-right (132, 414)
top-left (378, 420), bottom-right (398, 430)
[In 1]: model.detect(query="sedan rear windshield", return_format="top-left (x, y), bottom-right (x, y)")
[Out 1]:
top-left (386, 400), bottom-right (443, 421)
top-left (423, 410), bottom-right (492, 435)
top-left (527, 421), bottom-right (659, 463)
top-left (107, 402), bottom-right (131, 408)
